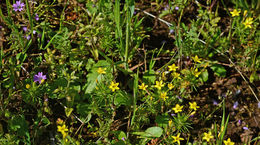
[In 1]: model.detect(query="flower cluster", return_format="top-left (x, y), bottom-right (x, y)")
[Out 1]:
top-left (13, 1), bottom-right (25, 12)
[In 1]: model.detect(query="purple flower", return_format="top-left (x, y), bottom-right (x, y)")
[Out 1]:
top-left (33, 30), bottom-right (36, 34)
top-left (37, 34), bottom-right (42, 38)
top-left (122, 137), bottom-right (125, 141)
top-left (34, 72), bottom-right (46, 84)
top-left (258, 102), bottom-right (260, 109)
top-left (169, 29), bottom-right (174, 34)
top-left (0, 25), bottom-right (2, 28)
top-left (213, 99), bottom-right (218, 105)
top-left (243, 127), bottom-right (249, 130)
top-left (24, 35), bottom-right (31, 40)
top-left (13, 1), bottom-right (25, 12)
top-left (22, 27), bottom-right (28, 32)
top-left (238, 120), bottom-right (241, 125)
top-left (233, 101), bottom-right (238, 109)
top-left (175, 6), bottom-right (179, 10)
top-left (35, 14), bottom-right (39, 21)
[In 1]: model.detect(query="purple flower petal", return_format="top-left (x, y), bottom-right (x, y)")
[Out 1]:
top-left (22, 27), bottom-right (28, 32)
top-left (35, 14), bottom-right (39, 21)
top-left (243, 127), bottom-right (248, 130)
top-left (34, 72), bottom-right (46, 84)
top-left (233, 101), bottom-right (239, 109)
top-left (13, 1), bottom-right (25, 12)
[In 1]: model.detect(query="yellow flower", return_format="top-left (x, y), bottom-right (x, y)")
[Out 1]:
top-left (97, 67), bottom-right (106, 74)
top-left (172, 104), bottom-right (183, 113)
top-left (26, 84), bottom-right (31, 89)
top-left (189, 102), bottom-right (200, 111)
top-left (139, 83), bottom-right (148, 91)
top-left (171, 133), bottom-right (184, 145)
top-left (57, 124), bottom-right (69, 138)
top-left (168, 120), bottom-right (172, 126)
top-left (230, 9), bottom-right (241, 17)
top-left (243, 17), bottom-right (253, 28)
top-left (160, 92), bottom-right (168, 101)
top-left (192, 55), bottom-right (202, 63)
top-left (56, 118), bottom-right (64, 125)
top-left (203, 132), bottom-right (214, 142)
top-left (168, 83), bottom-right (174, 90)
top-left (168, 63), bottom-right (179, 72)
top-left (243, 10), bottom-right (247, 16)
top-left (193, 68), bottom-right (201, 78)
top-left (154, 80), bottom-right (164, 90)
top-left (172, 72), bottom-right (181, 79)
top-left (224, 138), bottom-right (235, 145)
top-left (109, 81), bottom-right (120, 92)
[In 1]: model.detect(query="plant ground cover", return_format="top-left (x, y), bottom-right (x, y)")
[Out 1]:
top-left (0, 0), bottom-right (260, 144)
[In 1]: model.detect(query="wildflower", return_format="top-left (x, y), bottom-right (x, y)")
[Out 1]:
top-left (56, 118), bottom-right (64, 125)
top-left (189, 102), bottom-right (199, 111)
top-left (233, 101), bottom-right (238, 109)
top-left (168, 83), bottom-right (174, 90)
top-left (57, 124), bottom-right (69, 138)
top-left (202, 131), bottom-right (214, 142)
top-left (24, 35), bottom-right (31, 40)
top-left (213, 99), bottom-right (218, 105)
top-left (190, 111), bottom-right (196, 116)
top-left (243, 127), bottom-right (248, 130)
top-left (122, 137), bottom-right (125, 141)
top-left (97, 67), bottom-right (106, 74)
top-left (230, 9), bottom-right (241, 17)
top-left (109, 81), bottom-right (119, 92)
top-left (243, 10), bottom-right (247, 16)
top-left (169, 29), bottom-right (174, 34)
top-left (223, 138), bottom-right (235, 145)
top-left (138, 83), bottom-right (148, 91)
top-left (172, 72), bottom-right (181, 79)
top-left (172, 104), bottom-right (183, 113)
top-left (33, 72), bottom-right (46, 84)
top-left (154, 80), bottom-right (164, 90)
top-left (160, 92), bottom-right (168, 101)
top-left (243, 17), bottom-right (253, 28)
top-left (33, 30), bottom-right (36, 34)
top-left (171, 133), bottom-right (184, 145)
top-left (13, 1), bottom-right (25, 12)
top-left (193, 68), bottom-right (201, 78)
top-left (192, 55), bottom-right (202, 63)
top-left (22, 27), bottom-right (28, 32)
top-left (238, 120), bottom-right (241, 125)
top-left (168, 63), bottom-right (178, 72)
top-left (258, 102), bottom-right (260, 108)
top-left (168, 120), bottom-right (172, 126)
top-left (25, 84), bottom-right (30, 89)
top-left (175, 6), bottom-right (179, 10)
top-left (35, 14), bottom-right (39, 21)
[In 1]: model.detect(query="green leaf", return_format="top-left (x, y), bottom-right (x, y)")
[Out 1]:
top-left (210, 64), bottom-right (226, 77)
top-left (8, 115), bottom-right (29, 137)
top-left (144, 127), bottom-right (163, 138)
top-left (65, 108), bottom-right (73, 117)
top-left (155, 115), bottom-right (170, 128)
top-left (201, 70), bottom-right (209, 82)
top-left (114, 91), bottom-right (131, 107)
top-left (143, 69), bottom-right (156, 84)
top-left (132, 127), bottom-right (163, 138)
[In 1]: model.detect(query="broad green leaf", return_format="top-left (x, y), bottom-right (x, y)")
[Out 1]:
top-left (201, 70), bottom-right (209, 82)
top-left (210, 64), bottom-right (226, 77)
top-left (144, 127), bottom-right (163, 138)
top-left (65, 108), bottom-right (73, 117)
top-left (155, 115), bottom-right (170, 128)
top-left (143, 69), bottom-right (156, 84)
